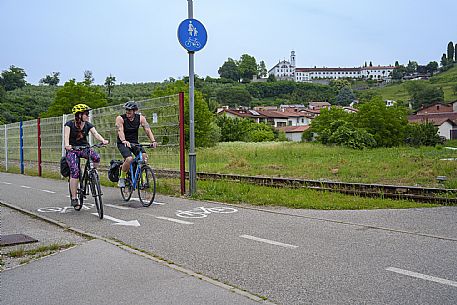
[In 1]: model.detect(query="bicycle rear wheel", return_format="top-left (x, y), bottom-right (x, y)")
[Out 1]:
top-left (138, 165), bottom-right (156, 207)
top-left (90, 171), bottom-right (103, 219)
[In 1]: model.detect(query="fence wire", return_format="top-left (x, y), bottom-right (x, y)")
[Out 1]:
top-left (0, 95), bottom-right (181, 190)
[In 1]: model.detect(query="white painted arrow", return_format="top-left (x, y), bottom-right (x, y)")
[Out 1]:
top-left (91, 213), bottom-right (140, 227)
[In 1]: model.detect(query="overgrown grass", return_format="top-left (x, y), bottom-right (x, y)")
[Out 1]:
top-left (193, 180), bottom-right (439, 210)
top-left (196, 142), bottom-right (457, 188)
top-left (6, 243), bottom-right (74, 258)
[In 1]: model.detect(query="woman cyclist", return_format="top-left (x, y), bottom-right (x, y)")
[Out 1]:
top-left (64, 103), bottom-right (109, 208)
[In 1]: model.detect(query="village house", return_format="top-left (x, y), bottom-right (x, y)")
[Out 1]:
top-left (408, 101), bottom-right (457, 140)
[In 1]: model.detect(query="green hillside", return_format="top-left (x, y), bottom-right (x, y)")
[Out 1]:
top-left (366, 65), bottom-right (457, 103)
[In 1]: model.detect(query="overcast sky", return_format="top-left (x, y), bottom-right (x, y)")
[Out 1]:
top-left (1, 0), bottom-right (456, 85)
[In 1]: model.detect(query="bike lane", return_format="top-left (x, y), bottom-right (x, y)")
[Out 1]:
top-left (1, 172), bottom-right (457, 305)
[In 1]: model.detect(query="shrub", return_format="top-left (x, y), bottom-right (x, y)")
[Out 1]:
top-left (405, 122), bottom-right (444, 146)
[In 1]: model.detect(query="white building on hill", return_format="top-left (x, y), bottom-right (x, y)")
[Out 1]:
top-left (269, 51), bottom-right (395, 82)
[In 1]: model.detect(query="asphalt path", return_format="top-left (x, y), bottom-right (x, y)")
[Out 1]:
top-left (1, 172), bottom-right (457, 304)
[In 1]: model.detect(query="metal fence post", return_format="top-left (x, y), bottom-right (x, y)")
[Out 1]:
top-left (4, 124), bottom-right (7, 171)
top-left (20, 120), bottom-right (24, 174)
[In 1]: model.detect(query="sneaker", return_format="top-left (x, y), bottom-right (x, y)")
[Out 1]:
top-left (118, 178), bottom-right (125, 188)
top-left (71, 198), bottom-right (79, 207)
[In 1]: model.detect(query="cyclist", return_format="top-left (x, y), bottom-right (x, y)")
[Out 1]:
top-left (64, 103), bottom-right (109, 208)
top-left (116, 101), bottom-right (157, 188)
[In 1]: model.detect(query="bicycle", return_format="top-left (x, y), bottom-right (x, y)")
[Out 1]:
top-left (67, 143), bottom-right (106, 219)
top-left (119, 143), bottom-right (157, 207)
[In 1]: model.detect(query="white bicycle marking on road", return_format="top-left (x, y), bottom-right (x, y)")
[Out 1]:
top-left (0, 181), bottom-right (12, 185)
top-left (20, 185), bottom-right (31, 189)
top-left (175, 206), bottom-right (238, 218)
top-left (37, 204), bottom-right (95, 213)
top-left (240, 235), bottom-right (298, 249)
top-left (387, 267), bottom-right (457, 287)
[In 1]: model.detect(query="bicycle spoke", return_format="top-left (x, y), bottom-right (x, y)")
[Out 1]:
top-left (138, 166), bottom-right (156, 207)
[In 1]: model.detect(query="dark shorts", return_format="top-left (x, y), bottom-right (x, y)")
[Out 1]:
top-left (117, 143), bottom-right (145, 159)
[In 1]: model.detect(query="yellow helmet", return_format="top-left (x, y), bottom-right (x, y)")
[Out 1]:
top-left (72, 103), bottom-right (91, 115)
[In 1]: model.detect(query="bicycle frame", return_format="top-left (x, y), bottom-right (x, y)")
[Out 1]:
top-left (128, 150), bottom-right (144, 191)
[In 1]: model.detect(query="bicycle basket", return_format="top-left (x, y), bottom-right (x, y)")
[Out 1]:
top-left (108, 160), bottom-right (123, 182)
top-left (60, 156), bottom-right (70, 177)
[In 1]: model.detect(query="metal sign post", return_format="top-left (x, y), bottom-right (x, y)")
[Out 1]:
top-left (177, 0), bottom-right (207, 196)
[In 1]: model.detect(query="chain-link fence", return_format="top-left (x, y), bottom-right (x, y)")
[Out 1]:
top-left (0, 94), bottom-right (184, 192)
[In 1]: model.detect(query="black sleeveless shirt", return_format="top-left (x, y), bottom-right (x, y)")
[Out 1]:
top-left (117, 113), bottom-right (140, 144)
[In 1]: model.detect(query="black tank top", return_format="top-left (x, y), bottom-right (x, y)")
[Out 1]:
top-left (117, 113), bottom-right (140, 144)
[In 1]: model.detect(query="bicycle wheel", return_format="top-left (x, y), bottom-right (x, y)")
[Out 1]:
top-left (120, 177), bottom-right (133, 202)
top-left (89, 171), bottom-right (103, 219)
top-left (138, 165), bottom-right (156, 207)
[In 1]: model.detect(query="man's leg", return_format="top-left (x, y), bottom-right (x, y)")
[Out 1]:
top-left (117, 143), bottom-right (133, 187)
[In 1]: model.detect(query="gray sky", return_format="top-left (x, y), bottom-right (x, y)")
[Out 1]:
top-left (1, 0), bottom-right (456, 85)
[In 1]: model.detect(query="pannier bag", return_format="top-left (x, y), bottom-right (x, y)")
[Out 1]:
top-left (108, 160), bottom-right (123, 182)
top-left (60, 156), bottom-right (70, 177)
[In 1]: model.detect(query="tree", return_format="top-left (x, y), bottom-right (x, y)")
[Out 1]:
top-left (104, 74), bottom-right (116, 97)
top-left (152, 80), bottom-right (219, 147)
top-left (425, 61), bottom-right (439, 75)
top-left (441, 53), bottom-right (448, 67)
top-left (369, 61), bottom-right (373, 67)
top-left (394, 61), bottom-right (400, 67)
top-left (329, 79), bottom-right (351, 92)
top-left (405, 122), bottom-right (443, 147)
top-left (258, 60), bottom-right (268, 78)
top-left (406, 60), bottom-right (418, 74)
top-left (335, 86), bottom-right (355, 106)
top-left (238, 54), bottom-right (258, 82)
top-left (216, 86), bottom-right (252, 107)
top-left (43, 79), bottom-right (108, 117)
top-left (0, 65), bottom-right (27, 91)
top-left (391, 65), bottom-right (405, 80)
top-left (267, 74), bottom-right (276, 82)
top-left (455, 43), bottom-right (457, 63)
top-left (447, 41), bottom-right (454, 63)
top-left (39, 72), bottom-right (60, 86)
top-left (218, 58), bottom-right (240, 82)
top-left (354, 97), bottom-right (408, 147)
top-left (83, 70), bottom-right (94, 86)
top-left (452, 84), bottom-right (457, 96)
top-left (404, 81), bottom-right (444, 110)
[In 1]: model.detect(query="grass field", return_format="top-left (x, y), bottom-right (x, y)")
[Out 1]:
top-left (196, 141), bottom-right (457, 189)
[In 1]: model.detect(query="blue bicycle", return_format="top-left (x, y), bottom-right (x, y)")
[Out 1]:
top-left (119, 143), bottom-right (157, 207)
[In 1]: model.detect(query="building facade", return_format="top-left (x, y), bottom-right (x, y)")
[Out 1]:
top-left (268, 51), bottom-right (395, 82)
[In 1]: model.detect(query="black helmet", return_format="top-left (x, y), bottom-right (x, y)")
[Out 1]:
top-left (124, 101), bottom-right (138, 110)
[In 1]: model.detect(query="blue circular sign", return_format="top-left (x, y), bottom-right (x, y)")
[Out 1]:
top-left (177, 19), bottom-right (207, 52)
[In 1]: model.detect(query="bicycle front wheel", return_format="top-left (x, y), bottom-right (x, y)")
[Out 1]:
top-left (74, 178), bottom-right (84, 211)
top-left (138, 165), bottom-right (156, 207)
top-left (90, 171), bottom-right (103, 219)
top-left (120, 178), bottom-right (133, 201)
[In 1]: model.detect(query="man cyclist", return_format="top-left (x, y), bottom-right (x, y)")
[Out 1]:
top-left (116, 101), bottom-right (157, 188)
top-left (64, 103), bottom-right (109, 208)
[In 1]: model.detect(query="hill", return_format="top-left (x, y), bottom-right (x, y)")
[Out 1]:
top-left (365, 65), bottom-right (457, 103)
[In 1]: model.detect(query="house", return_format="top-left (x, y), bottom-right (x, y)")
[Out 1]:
top-left (408, 101), bottom-right (457, 140)
top-left (277, 125), bottom-right (310, 142)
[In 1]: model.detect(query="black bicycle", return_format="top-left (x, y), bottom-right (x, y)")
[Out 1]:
top-left (67, 143), bottom-right (106, 219)
top-left (120, 143), bottom-right (157, 207)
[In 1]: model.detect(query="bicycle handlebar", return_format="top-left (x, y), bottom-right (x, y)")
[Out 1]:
top-left (71, 143), bottom-right (107, 150)
top-left (130, 143), bottom-right (156, 149)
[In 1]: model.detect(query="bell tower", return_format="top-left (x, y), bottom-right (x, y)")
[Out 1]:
top-left (290, 51), bottom-right (296, 67)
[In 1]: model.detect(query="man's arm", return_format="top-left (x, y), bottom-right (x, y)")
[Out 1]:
top-left (116, 115), bottom-right (130, 147)
top-left (140, 115), bottom-right (157, 148)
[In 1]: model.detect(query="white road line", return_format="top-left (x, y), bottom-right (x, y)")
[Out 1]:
top-left (1, 181), bottom-right (12, 185)
top-left (130, 197), bottom-right (165, 205)
top-left (105, 204), bottom-right (131, 210)
top-left (155, 216), bottom-right (193, 225)
top-left (240, 234), bottom-right (298, 249)
top-left (387, 267), bottom-right (457, 288)
top-left (41, 190), bottom-right (56, 194)
top-left (20, 185), bottom-right (31, 189)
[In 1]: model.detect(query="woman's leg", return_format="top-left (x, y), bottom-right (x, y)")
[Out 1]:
top-left (66, 151), bottom-right (81, 200)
